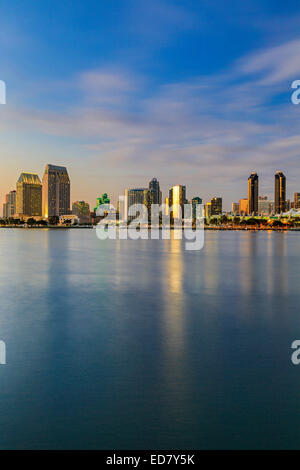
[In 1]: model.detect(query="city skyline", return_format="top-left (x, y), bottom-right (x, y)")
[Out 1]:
top-left (3, 163), bottom-right (297, 214)
top-left (2, 163), bottom-right (299, 218)
top-left (2, 1), bottom-right (300, 211)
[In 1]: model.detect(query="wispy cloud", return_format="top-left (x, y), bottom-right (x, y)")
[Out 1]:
top-left (237, 39), bottom-right (300, 85)
top-left (2, 33), bottom-right (300, 207)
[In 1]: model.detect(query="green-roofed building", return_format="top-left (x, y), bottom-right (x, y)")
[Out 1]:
top-left (16, 172), bottom-right (42, 217)
top-left (94, 193), bottom-right (110, 212)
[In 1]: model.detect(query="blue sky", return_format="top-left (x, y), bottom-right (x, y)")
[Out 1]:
top-left (1, 0), bottom-right (300, 209)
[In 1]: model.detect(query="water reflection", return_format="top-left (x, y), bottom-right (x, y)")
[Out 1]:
top-left (162, 237), bottom-right (187, 397)
top-left (203, 233), bottom-right (220, 291)
top-left (238, 233), bottom-right (258, 295)
top-left (269, 233), bottom-right (288, 296)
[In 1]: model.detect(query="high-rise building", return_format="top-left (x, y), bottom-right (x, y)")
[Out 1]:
top-left (191, 197), bottom-right (203, 220)
top-left (16, 173), bottom-right (42, 217)
top-left (204, 202), bottom-right (212, 219)
top-left (248, 172), bottom-right (258, 215)
top-left (204, 197), bottom-right (222, 219)
top-left (148, 178), bottom-right (162, 206)
top-left (168, 184), bottom-right (186, 219)
top-left (124, 188), bottom-right (149, 221)
top-left (274, 171), bottom-right (286, 214)
top-left (294, 192), bottom-right (300, 209)
top-left (2, 190), bottom-right (16, 218)
top-left (258, 196), bottom-right (273, 215)
top-left (211, 197), bottom-right (222, 215)
top-left (232, 202), bottom-right (239, 214)
top-left (239, 198), bottom-right (249, 215)
top-left (42, 164), bottom-right (70, 218)
top-left (72, 201), bottom-right (90, 216)
top-left (165, 197), bottom-right (169, 216)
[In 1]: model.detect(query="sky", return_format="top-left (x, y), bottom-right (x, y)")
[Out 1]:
top-left (1, 0), bottom-right (300, 211)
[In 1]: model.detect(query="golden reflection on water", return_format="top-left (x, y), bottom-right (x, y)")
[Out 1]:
top-left (203, 233), bottom-right (220, 291)
top-left (162, 237), bottom-right (187, 398)
top-left (238, 233), bottom-right (257, 295)
top-left (269, 232), bottom-right (288, 296)
top-left (237, 232), bottom-right (288, 296)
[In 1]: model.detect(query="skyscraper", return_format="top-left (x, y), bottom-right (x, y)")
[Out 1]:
top-left (274, 171), bottom-right (286, 214)
top-left (168, 184), bottom-right (186, 220)
top-left (148, 178), bottom-right (162, 206)
top-left (3, 190), bottom-right (16, 218)
top-left (191, 197), bottom-right (203, 220)
top-left (16, 173), bottom-right (42, 217)
top-left (211, 197), bottom-right (222, 216)
top-left (42, 164), bottom-right (70, 218)
top-left (124, 188), bottom-right (149, 221)
top-left (248, 172), bottom-right (258, 215)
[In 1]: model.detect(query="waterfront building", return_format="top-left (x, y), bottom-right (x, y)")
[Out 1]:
top-left (148, 178), bottom-right (162, 206)
top-left (204, 197), bottom-right (222, 219)
top-left (72, 201), bottom-right (91, 224)
top-left (239, 198), bottom-right (249, 216)
top-left (191, 197), bottom-right (203, 220)
top-left (204, 202), bottom-right (212, 219)
top-left (42, 164), bottom-right (70, 218)
top-left (94, 193), bottom-right (110, 212)
top-left (294, 192), bottom-right (300, 209)
top-left (59, 214), bottom-right (79, 225)
top-left (258, 196), bottom-right (273, 216)
top-left (232, 202), bottom-right (239, 214)
top-left (165, 197), bottom-right (169, 216)
top-left (274, 171), bottom-right (286, 214)
top-left (124, 188), bottom-right (149, 221)
top-left (211, 197), bottom-right (222, 215)
top-left (168, 184), bottom-right (186, 220)
top-left (248, 172), bottom-right (258, 215)
top-left (72, 201), bottom-right (90, 216)
top-left (2, 190), bottom-right (16, 218)
top-left (16, 172), bottom-right (42, 217)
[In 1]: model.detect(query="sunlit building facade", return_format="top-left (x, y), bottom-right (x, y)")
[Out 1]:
top-left (274, 171), bottom-right (286, 214)
top-left (124, 188), bottom-right (149, 221)
top-left (205, 197), bottom-right (222, 219)
top-left (42, 164), bottom-right (70, 218)
top-left (239, 198), bottom-right (249, 216)
top-left (258, 196), bottom-right (273, 216)
top-left (248, 172), bottom-right (258, 215)
top-left (16, 173), bottom-right (42, 217)
top-left (72, 201), bottom-right (90, 216)
top-left (204, 202), bottom-right (212, 218)
top-left (168, 184), bottom-right (186, 220)
top-left (3, 190), bottom-right (16, 218)
top-left (191, 197), bottom-right (203, 220)
top-left (211, 197), bottom-right (222, 216)
top-left (232, 202), bottom-right (239, 214)
top-left (294, 192), bottom-right (300, 210)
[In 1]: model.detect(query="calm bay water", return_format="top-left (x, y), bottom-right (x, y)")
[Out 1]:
top-left (0, 229), bottom-right (300, 449)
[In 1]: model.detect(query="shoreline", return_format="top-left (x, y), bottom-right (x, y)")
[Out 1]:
top-left (1, 225), bottom-right (299, 231)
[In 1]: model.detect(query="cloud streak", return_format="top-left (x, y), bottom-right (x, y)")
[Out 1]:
top-left (2, 34), bottom-right (300, 207)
